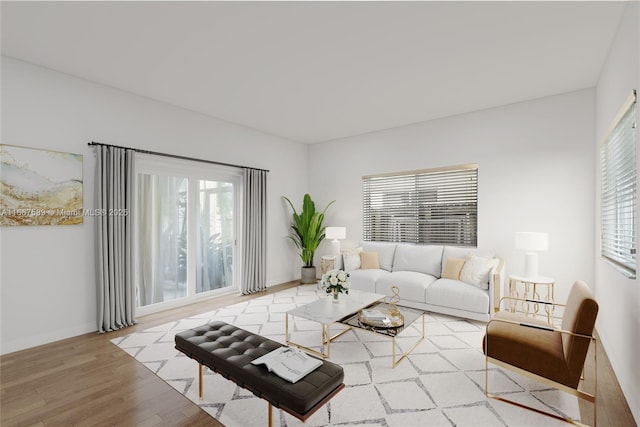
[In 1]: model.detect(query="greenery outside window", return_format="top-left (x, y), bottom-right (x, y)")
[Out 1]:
top-left (363, 164), bottom-right (478, 246)
top-left (600, 90), bottom-right (637, 278)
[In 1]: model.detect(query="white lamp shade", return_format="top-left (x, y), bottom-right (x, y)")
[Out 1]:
top-left (515, 232), bottom-right (548, 278)
top-left (515, 232), bottom-right (548, 252)
top-left (325, 227), bottom-right (346, 240)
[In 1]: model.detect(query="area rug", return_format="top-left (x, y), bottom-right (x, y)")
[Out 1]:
top-left (112, 285), bottom-right (580, 426)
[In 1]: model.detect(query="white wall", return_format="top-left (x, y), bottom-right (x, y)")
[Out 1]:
top-left (309, 89), bottom-right (595, 306)
top-left (595, 2), bottom-right (640, 423)
top-left (0, 57), bottom-right (308, 354)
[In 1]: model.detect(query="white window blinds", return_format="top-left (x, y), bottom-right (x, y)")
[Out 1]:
top-left (363, 164), bottom-right (478, 245)
top-left (600, 90), bottom-right (637, 277)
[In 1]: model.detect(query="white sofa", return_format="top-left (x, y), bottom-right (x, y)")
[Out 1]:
top-left (341, 242), bottom-right (505, 322)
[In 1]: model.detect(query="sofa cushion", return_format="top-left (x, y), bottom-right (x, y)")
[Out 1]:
top-left (442, 257), bottom-right (465, 279)
top-left (392, 244), bottom-right (444, 277)
top-left (426, 279), bottom-right (490, 314)
top-left (376, 271), bottom-right (437, 304)
top-left (360, 242), bottom-right (396, 271)
top-left (349, 269), bottom-right (390, 293)
top-left (360, 252), bottom-right (380, 269)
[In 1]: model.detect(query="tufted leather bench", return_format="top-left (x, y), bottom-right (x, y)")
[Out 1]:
top-left (175, 321), bottom-right (345, 426)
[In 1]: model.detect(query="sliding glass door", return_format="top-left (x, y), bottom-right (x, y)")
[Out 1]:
top-left (135, 155), bottom-right (240, 315)
top-left (137, 174), bottom-right (188, 306)
top-left (196, 179), bottom-right (234, 293)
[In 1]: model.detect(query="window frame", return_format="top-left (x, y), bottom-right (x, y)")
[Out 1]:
top-left (600, 90), bottom-right (637, 278)
top-left (362, 163), bottom-right (478, 246)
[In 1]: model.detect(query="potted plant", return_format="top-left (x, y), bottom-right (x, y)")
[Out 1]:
top-left (283, 193), bottom-right (334, 284)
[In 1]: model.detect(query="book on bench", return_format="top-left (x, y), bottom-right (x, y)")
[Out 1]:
top-left (251, 346), bottom-right (322, 383)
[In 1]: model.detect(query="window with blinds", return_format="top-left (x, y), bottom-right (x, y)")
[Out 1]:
top-left (363, 164), bottom-right (478, 245)
top-left (600, 90), bottom-right (637, 277)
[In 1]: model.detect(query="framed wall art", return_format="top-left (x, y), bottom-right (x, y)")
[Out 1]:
top-left (0, 144), bottom-right (83, 226)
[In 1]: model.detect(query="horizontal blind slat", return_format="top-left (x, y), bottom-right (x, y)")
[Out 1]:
top-left (363, 165), bottom-right (478, 245)
top-left (600, 100), bottom-right (637, 274)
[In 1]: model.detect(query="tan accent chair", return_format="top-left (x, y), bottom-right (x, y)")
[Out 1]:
top-left (483, 280), bottom-right (598, 426)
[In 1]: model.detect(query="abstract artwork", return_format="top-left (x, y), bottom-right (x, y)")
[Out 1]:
top-left (0, 144), bottom-right (83, 226)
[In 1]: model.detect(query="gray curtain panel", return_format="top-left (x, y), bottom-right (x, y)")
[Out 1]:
top-left (241, 168), bottom-right (267, 294)
top-left (96, 146), bottom-right (136, 332)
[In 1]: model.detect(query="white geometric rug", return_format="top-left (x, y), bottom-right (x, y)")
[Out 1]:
top-left (112, 285), bottom-right (580, 426)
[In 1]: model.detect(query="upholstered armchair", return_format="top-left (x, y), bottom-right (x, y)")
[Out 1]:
top-left (483, 280), bottom-right (599, 426)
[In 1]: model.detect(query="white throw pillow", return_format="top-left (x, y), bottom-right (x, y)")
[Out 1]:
top-left (459, 255), bottom-right (497, 289)
top-left (342, 247), bottom-right (362, 272)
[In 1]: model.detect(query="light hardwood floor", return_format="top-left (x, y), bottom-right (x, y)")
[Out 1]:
top-left (1, 281), bottom-right (636, 427)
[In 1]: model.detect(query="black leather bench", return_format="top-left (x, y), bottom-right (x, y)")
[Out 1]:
top-left (175, 321), bottom-right (345, 426)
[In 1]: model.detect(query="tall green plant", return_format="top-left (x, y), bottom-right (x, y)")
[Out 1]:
top-left (283, 193), bottom-right (334, 267)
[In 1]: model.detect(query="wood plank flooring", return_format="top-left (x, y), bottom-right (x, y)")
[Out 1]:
top-left (1, 281), bottom-right (636, 426)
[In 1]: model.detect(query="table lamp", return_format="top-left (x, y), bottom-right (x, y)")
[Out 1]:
top-left (325, 227), bottom-right (346, 256)
top-left (515, 232), bottom-right (548, 278)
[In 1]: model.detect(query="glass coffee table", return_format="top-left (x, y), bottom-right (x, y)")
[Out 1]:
top-left (285, 290), bottom-right (424, 367)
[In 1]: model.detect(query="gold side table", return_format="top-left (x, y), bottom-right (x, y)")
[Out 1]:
top-left (508, 275), bottom-right (555, 324)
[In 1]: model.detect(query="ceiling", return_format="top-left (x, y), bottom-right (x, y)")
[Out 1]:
top-left (0, 1), bottom-right (627, 144)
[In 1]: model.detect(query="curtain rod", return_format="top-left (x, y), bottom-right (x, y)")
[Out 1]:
top-left (87, 141), bottom-right (269, 173)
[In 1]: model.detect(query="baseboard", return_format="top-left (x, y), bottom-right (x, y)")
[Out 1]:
top-left (1, 321), bottom-right (97, 356)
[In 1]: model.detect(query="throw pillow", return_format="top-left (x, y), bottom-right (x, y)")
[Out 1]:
top-left (360, 252), bottom-right (380, 270)
top-left (459, 255), bottom-right (497, 289)
top-left (442, 257), bottom-right (466, 280)
top-left (342, 247), bottom-right (362, 272)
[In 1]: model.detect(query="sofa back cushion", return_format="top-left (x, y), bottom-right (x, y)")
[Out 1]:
top-left (360, 241), bottom-right (397, 271)
top-left (392, 244), bottom-right (444, 277)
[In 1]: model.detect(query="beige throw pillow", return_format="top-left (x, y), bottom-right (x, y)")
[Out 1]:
top-left (360, 252), bottom-right (380, 270)
top-left (442, 257), bottom-right (466, 280)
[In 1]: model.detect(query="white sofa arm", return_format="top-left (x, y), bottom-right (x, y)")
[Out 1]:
top-left (489, 258), bottom-right (506, 313)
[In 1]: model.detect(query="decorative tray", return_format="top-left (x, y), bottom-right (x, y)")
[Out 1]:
top-left (358, 307), bottom-right (404, 328)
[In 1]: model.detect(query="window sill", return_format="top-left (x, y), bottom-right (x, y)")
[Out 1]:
top-left (601, 257), bottom-right (636, 279)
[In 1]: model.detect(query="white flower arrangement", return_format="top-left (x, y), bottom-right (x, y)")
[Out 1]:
top-left (321, 269), bottom-right (350, 295)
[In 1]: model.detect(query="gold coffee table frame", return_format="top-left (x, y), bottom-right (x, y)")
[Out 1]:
top-left (285, 290), bottom-right (425, 368)
top-left (341, 302), bottom-right (425, 368)
top-left (285, 290), bottom-right (385, 360)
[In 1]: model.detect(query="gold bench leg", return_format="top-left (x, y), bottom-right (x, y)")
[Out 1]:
top-left (199, 364), bottom-right (203, 399)
top-left (199, 364), bottom-right (277, 427)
